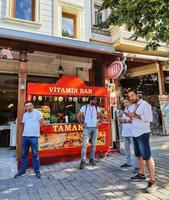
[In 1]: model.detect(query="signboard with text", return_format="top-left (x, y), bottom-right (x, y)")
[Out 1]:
top-left (107, 61), bottom-right (124, 79)
top-left (27, 76), bottom-right (108, 98)
top-left (40, 124), bottom-right (107, 150)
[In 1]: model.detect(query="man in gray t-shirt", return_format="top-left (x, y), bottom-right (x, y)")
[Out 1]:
top-left (15, 101), bottom-right (44, 179)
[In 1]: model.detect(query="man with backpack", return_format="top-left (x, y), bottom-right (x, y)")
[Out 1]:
top-left (77, 96), bottom-right (103, 169)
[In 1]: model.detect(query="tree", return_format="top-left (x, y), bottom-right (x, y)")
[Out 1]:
top-left (99, 0), bottom-right (169, 50)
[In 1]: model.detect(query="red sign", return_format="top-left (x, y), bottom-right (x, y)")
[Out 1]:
top-left (41, 124), bottom-right (84, 134)
top-left (107, 61), bottom-right (124, 79)
top-left (27, 76), bottom-right (108, 97)
top-left (39, 124), bottom-right (108, 150)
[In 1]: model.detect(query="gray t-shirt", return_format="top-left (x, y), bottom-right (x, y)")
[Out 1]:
top-left (22, 109), bottom-right (43, 137)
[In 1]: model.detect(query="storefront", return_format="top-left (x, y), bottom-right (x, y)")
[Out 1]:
top-left (118, 60), bottom-right (167, 136)
top-left (26, 75), bottom-right (110, 164)
top-left (0, 74), bottom-right (17, 148)
top-left (1, 27), bottom-right (168, 168)
top-left (0, 27), bottom-right (117, 166)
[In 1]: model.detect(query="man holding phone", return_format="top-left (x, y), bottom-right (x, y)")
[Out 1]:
top-left (127, 90), bottom-right (156, 193)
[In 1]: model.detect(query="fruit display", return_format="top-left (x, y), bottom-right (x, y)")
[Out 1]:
top-left (39, 129), bottom-right (106, 150)
top-left (68, 112), bottom-right (77, 123)
top-left (38, 105), bottom-right (50, 119)
top-left (50, 114), bottom-right (58, 123)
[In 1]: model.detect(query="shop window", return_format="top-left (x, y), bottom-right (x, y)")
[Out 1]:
top-left (62, 12), bottom-right (77, 38)
top-left (11, 0), bottom-right (35, 21)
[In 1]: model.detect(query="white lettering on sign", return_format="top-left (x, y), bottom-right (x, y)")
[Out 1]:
top-left (49, 87), bottom-right (78, 94)
top-left (53, 124), bottom-right (84, 132)
top-left (107, 61), bottom-right (124, 79)
top-left (48, 87), bottom-right (93, 94)
top-left (80, 89), bottom-right (92, 94)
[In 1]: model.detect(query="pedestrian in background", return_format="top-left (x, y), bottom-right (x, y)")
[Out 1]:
top-left (119, 98), bottom-right (133, 168)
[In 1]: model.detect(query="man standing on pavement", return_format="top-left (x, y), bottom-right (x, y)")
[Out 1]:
top-left (77, 96), bottom-right (103, 169)
top-left (119, 98), bottom-right (133, 168)
top-left (15, 101), bottom-right (45, 178)
top-left (127, 90), bottom-right (156, 193)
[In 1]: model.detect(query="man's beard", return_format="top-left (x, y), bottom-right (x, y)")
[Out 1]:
top-left (131, 99), bottom-right (138, 104)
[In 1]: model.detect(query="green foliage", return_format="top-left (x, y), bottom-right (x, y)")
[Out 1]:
top-left (99, 0), bottom-right (169, 50)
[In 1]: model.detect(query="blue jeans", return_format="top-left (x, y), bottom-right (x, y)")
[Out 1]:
top-left (20, 136), bottom-right (40, 174)
top-left (124, 137), bottom-right (133, 165)
top-left (81, 127), bottom-right (98, 161)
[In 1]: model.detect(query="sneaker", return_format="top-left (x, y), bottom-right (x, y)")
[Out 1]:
top-left (133, 167), bottom-right (140, 174)
top-left (14, 171), bottom-right (25, 178)
top-left (130, 173), bottom-right (146, 181)
top-left (145, 181), bottom-right (157, 193)
top-left (121, 163), bottom-right (133, 168)
top-left (89, 160), bottom-right (96, 166)
top-left (35, 172), bottom-right (41, 179)
top-left (79, 161), bottom-right (85, 169)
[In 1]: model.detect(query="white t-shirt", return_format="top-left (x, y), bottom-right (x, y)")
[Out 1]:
top-left (131, 99), bottom-right (153, 137)
top-left (22, 109), bottom-right (43, 137)
top-left (80, 105), bottom-right (101, 128)
top-left (121, 106), bottom-right (133, 137)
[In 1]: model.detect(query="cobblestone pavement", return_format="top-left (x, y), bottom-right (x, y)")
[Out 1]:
top-left (1, 143), bottom-right (169, 199)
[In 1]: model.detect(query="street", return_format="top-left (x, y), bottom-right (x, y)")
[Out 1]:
top-left (0, 136), bottom-right (169, 200)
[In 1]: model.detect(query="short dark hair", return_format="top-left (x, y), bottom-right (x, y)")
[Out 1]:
top-left (123, 97), bottom-right (130, 102)
top-left (24, 100), bottom-right (33, 105)
top-left (128, 89), bottom-right (142, 98)
top-left (88, 96), bottom-right (97, 103)
top-left (128, 89), bottom-right (138, 95)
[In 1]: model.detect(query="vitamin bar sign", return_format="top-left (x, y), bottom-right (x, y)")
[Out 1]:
top-left (27, 76), bottom-right (108, 97)
top-left (107, 61), bottom-right (124, 79)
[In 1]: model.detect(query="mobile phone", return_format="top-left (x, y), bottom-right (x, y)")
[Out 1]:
top-left (124, 112), bottom-right (129, 116)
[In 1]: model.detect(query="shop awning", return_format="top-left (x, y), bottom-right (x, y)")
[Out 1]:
top-left (0, 27), bottom-right (115, 58)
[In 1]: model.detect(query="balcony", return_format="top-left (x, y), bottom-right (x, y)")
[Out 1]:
top-left (91, 27), bottom-right (111, 36)
top-left (109, 26), bottom-right (169, 57)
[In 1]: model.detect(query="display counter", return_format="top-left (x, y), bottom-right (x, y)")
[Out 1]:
top-left (26, 76), bottom-right (111, 164)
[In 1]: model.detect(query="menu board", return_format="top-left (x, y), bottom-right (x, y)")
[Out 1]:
top-left (159, 95), bottom-right (169, 135)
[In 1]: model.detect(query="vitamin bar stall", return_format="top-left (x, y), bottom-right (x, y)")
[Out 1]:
top-left (27, 76), bottom-right (110, 164)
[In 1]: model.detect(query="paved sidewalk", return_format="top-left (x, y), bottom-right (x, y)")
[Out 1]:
top-left (1, 144), bottom-right (169, 200)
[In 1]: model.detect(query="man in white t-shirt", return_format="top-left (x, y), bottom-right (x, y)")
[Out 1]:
top-left (14, 101), bottom-right (45, 179)
top-left (119, 98), bottom-right (133, 168)
top-left (77, 96), bottom-right (103, 169)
